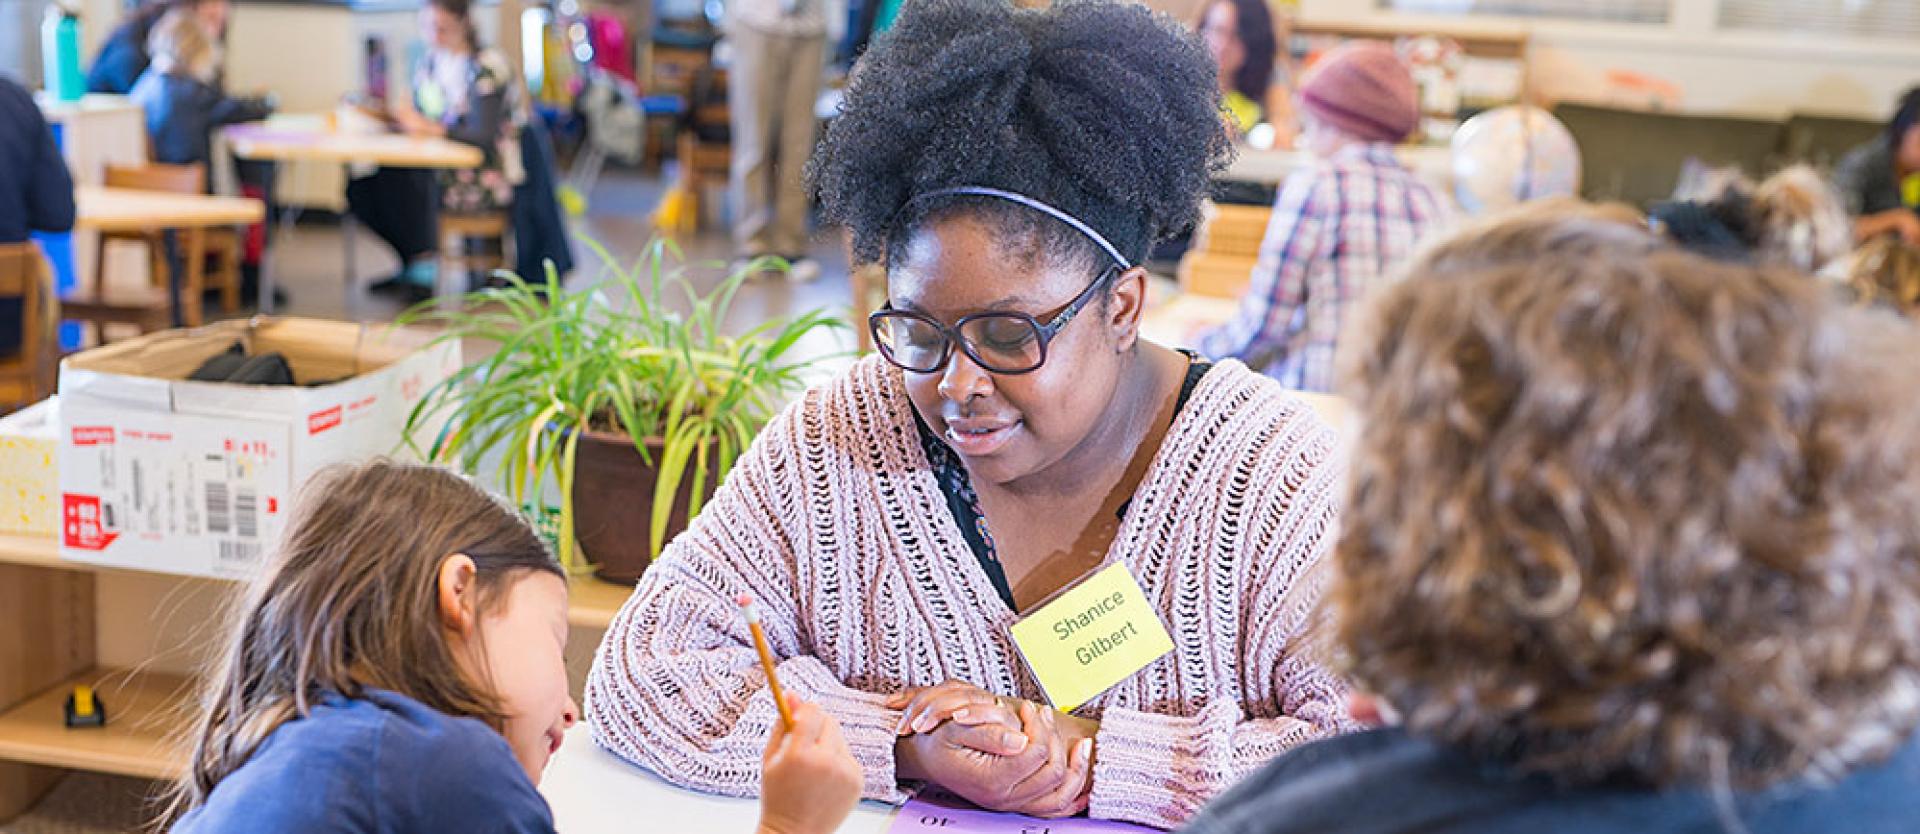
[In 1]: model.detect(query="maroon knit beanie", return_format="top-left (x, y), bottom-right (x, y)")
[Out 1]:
top-left (1298, 41), bottom-right (1419, 144)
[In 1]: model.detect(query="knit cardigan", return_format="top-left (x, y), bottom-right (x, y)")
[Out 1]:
top-left (584, 355), bottom-right (1354, 829)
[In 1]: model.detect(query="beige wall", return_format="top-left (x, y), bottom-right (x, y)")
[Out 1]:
top-left (1299, 0), bottom-right (1919, 119)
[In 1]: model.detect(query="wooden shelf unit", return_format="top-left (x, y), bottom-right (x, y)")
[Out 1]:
top-left (0, 531), bottom-right (633, 815)
top-left (0, 534), bottom-right (633, 629)
top-left (0, 668), bottom-right (192, 782)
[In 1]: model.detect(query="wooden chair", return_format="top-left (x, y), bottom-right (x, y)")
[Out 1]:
top-left (76, 163), bottom-right (241, 334)
top-left (436, 212), bottom-right (511, 304)
top-left (0, 242), bottom-right (59, 408)
top-left (1176, 202), bottom-right (1272, 300)
top-left (675, 67), bottom-right (732, 231)
top-left (641, 43), bottom-right (712, 172)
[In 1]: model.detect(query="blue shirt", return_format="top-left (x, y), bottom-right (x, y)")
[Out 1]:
top-left (0, 75), bottom-right (74, 358)
top-left (0, 76), bottom-right (74, 245)
top-left (171, 689), bottom-right (555, 834)
top-left (1183, 726), bottom-right (1920, 834)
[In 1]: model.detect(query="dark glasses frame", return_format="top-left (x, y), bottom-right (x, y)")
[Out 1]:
top-left (869, 265), bottom-right (1121, 375)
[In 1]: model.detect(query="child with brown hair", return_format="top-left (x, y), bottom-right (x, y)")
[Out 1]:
top-left (1182, 212), bottom-right (1920, 833)
top-left (129, 9), bottom-right (273, 183)
top-left (168, 460), bottom-right (861, 834)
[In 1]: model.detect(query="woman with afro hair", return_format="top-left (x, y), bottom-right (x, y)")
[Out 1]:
top-left (586, 1), bottom-right (1354, 826)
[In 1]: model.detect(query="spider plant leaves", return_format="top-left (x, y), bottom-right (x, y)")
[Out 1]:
top-left (397, 238), bottom-right (847, 571)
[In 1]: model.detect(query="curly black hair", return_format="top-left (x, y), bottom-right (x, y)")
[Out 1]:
top-left (810, 0), bottom-right (1232, 273)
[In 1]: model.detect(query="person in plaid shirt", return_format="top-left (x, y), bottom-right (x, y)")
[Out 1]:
top-left (1199, 42), bottom-right (1451, 392)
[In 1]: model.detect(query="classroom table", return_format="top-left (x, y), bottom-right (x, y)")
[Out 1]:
top-left (224, 118), bottom-right (483, 317)
top-left (540, 724), bottom-right (898, 833)
top-left (71, 186), bottom-right (268, 328)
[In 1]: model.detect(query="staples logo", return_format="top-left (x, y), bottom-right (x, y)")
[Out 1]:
top-left (71, 426), bottom-right (115, 446)
top-left (308, 406), bottom-right (344, 435)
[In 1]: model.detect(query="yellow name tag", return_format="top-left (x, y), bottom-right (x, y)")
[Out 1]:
top-left (1008, 562), bottom-right (1174, 712)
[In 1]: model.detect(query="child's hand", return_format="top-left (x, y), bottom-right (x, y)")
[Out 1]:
top-left (757, 694), bottom-right (862, 834)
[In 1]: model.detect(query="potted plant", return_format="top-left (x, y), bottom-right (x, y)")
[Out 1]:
top-left (399, 240), bottom-right (844, 583)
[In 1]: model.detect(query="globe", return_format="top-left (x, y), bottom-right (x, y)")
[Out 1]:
top-left (1450, 106), bottom-right (1583, 215)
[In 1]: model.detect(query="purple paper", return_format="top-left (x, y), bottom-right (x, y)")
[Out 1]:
top-left (887, 788), bottom-right (1163, 833)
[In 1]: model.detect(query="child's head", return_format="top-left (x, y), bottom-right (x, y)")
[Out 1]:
top-left (1847, 236), bottom-right (1920, 315)
top-left (1333, 212), bottom-right (1920, 792)
top-left (1295, 41), bottom-right (1418, 156)
top-left (147, 9), bottom-right (221, 84)
top-left (178, 461), bottom-right (574, 813)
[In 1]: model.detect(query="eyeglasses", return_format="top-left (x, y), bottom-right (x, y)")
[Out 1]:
top-left (869, 266), bottom-right (1119, 375)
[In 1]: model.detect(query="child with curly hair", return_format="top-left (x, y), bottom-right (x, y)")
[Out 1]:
top-left (1185, 211), bottom-right (1920, 833)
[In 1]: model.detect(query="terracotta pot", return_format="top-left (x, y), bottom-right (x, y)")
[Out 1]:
top-left (569, 428), bottom-right (713, 585)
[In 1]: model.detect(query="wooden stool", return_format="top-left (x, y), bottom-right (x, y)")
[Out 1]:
top-left (437, 212), bottom-right (511, 303)
top-left (1176, 202), bottom-right (1272, 300)
top-left (0, 242), bottom-right (58, 408)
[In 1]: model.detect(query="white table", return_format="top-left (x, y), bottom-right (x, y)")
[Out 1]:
top-left (225, 116), bottom-right (484, 317)
top-left (540, 724), bottom-right (898, 833)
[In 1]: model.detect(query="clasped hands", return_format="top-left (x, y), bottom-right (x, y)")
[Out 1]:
top-left (888, 680), bottom-right (1098, 818)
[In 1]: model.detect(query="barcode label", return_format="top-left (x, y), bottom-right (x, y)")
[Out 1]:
top-left (235, 488), bottom-right (259, 539)
top-left (217, 540), bottom-right (261, 566)
top-left (206, 481), bottom-right (231, 534)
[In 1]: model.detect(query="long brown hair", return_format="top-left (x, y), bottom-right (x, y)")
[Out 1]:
top-left (166, 460), bottom-right (559, 818)
top-left (1334, 211), bottom-right (1920, 792)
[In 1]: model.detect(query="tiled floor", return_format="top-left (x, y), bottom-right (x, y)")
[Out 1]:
top-left (257, 168), bottom-right (862, 360)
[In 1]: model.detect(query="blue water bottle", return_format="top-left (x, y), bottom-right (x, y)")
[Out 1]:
top-left (42, 3), bottom-right (84, 103)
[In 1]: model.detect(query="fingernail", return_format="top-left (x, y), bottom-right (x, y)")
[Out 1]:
top-left (1002, 731), bottom-right (1027, 752)
top-left (914, 716), bottom-right (932, 733)
top-left (953, 708), bottom-right (971, 723)
top-left (1078, 739), bottom-right (1093, 759)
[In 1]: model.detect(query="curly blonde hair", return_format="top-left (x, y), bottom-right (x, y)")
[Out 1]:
top-left (1333, 210), bottom-right (1920, 791)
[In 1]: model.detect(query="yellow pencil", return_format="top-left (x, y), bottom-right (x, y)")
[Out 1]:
top-left (736, 594), bottom-right (795, 730)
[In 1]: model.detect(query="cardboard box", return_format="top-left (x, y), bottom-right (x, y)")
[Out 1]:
top-left (57, 318), bottom-right (459, 578)
top-left (0, 398), bottom-right (59, 537)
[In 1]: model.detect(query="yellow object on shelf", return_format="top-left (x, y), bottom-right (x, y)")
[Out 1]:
top-left (0, 398), bottom-right (58, 538)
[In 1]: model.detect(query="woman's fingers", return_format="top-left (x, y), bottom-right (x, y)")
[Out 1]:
top-left (1000, 702), bottom-right (1071, 808)
top-left (1019, 737), bottom-right (1095, 818)
top-left (893, 682), bottom-right (1001, 736)
top-left (939, 719), bottom-right (1031, 757)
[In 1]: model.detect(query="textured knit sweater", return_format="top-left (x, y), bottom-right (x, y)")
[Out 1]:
top-left (584, 355), bottom-right (1354, 829)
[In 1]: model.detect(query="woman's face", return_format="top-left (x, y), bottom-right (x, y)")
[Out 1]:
top-left (1200, 3), bottom-right (1244, 84)
top-left (193, 0), bottom-right (229, 37)
top-left (421, 6), bottom-right (468, 53)
top-left (889, 215), bottom-right (1142, 490)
